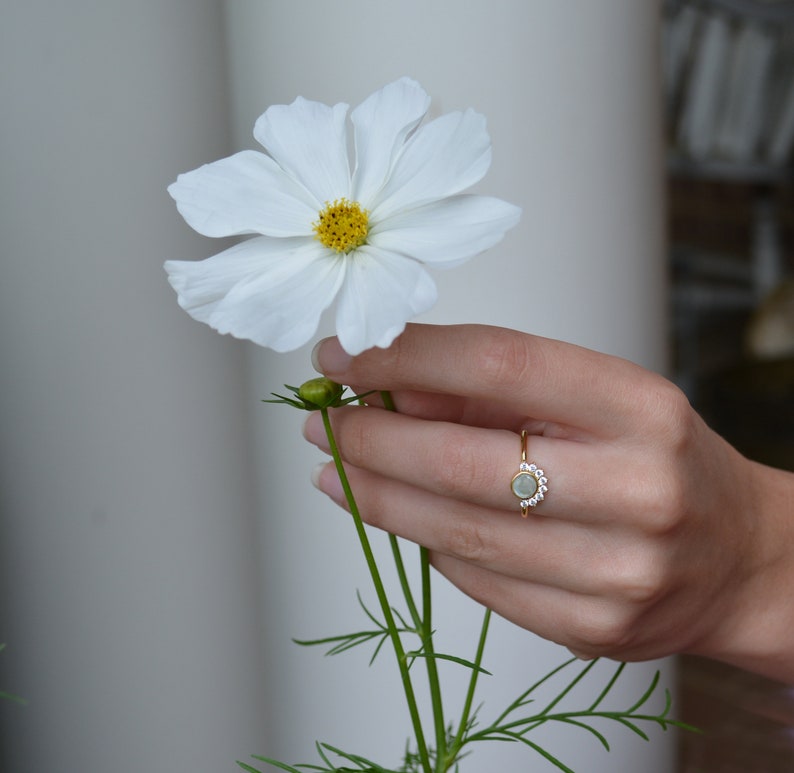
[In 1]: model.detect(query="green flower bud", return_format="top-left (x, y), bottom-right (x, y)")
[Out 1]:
top-left (297, 377), bottom-right (345, 409)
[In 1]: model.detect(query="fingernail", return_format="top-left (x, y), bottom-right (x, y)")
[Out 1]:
top-left (311, 337), bottom-right (351, 376)
top-left (310, 461), bottom-right (345, 504)
top-left (566, 648), bottom-right (595, 661)
top-left (310, 462), bottom-right (327, 489)
top-left (302, 412), bottom-right (326, 446)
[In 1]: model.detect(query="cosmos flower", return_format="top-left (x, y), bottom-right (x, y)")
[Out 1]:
top-left (165, 77), bottom-right (520, 355)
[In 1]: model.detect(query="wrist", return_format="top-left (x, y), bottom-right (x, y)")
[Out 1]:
top-left (694, 461), bottom-right (794, 684)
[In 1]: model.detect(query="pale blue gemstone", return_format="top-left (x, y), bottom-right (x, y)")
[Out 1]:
top-left (512, 472), bottom-right (538, 499)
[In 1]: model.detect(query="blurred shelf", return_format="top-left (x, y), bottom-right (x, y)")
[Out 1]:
top-left (669, 153), bottom-right (794, 185)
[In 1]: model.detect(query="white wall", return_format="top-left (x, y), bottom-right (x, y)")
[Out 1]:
top-left (226, 1), bottom-right (675, 772)
top-left (0, 2), bottom-right (676, 771)
top-left (0, 3), bottom-right (268, 771)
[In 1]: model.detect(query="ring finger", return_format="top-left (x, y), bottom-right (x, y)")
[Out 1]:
top-left (303, 405), bottom-right (632, 522)
top-left (313, 459), bottom-right (628, 597)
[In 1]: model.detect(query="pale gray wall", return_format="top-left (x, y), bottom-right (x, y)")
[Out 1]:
top-left (0, 2), bottom-right (677, 772)
top-left (0, 2), bottom-right (268, 771)
top-left (228, 2), bottom-right (675, 771)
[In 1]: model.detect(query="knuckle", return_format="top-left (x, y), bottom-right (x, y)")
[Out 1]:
top-left (442, 517), bottom-right (493, 564)
top-left (642, 379), bottom-right (696, 451)
top-left (430, 426), bottom-right (494, 500)
top-left (637, 466), bottom-right (688, 537)
top-left (570, 601), bottom-right (636, 654)
top-left (335, 409), bottom-right (378, 468)
top-left (474, 329), bottom-right (535, 391)
top-left (604, 553), bottom-right (668, 606)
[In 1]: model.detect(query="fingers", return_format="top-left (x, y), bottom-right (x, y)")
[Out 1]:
top-left (430, 552), bottom-right (664, 662)
top-left (304, 406), bottom-right (651, 524)
top-left (313, 323), bottom-right (670, 439)
top-left (311, 457), bottom-right (634, 598)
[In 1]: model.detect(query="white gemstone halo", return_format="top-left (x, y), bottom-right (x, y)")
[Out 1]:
top-left (512, 431), bottom-right (549, 517)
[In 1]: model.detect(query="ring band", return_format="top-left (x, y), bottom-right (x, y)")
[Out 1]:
top-left (510, 430), bottom-right (548, 517)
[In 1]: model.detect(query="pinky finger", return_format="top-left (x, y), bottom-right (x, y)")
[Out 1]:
top-left (430, 551), bottom-right (639, 662)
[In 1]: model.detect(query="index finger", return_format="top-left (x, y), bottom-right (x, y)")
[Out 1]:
top-left (313, 323), bottom-right (672, 438)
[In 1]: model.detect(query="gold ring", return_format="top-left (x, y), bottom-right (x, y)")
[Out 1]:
top-left (510, 430), bottom-right (548, 517)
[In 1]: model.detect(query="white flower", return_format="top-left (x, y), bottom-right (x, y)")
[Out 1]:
top-left (165, 77), bottom-right (521, 355)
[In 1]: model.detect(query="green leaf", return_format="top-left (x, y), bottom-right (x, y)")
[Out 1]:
top-left (588, 661), bottom-right (626, 711)
top-left (493, 732), bottom-right (577, 773)
top-left (625, 669), bottom-right (660, 714)
top-left (243, 757), bottom-right (304, 773)
top-left (317, 742), bottom-right (394, 772)
top-left (404, 651), bottom-right (492, 675)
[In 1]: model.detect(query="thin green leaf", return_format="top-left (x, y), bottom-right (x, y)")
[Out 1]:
top-left (263, 394), bottom-right (306, 409)
top-left (493, 657), bottom-right (576, 725)
top-left (540, 658), bottom-right (600, 717)
top-left (368, 632), bottom-right (389, 666)
top-left (293, 630), bottom-right (381, 656)
top-left (490, 731), bottom-right (577, 773)
top-left (552, 717), bottom-right (611, 751)
top-left (356, 591), bottom-right (386, 630)
top-left (588, 661), bottom-right (626, 711)
top-left (317, 742), bottom-right (391, 771)
top-left (626, 669), bottom-right (661, 714)
top-left (604, 715), bottom-right (650, 741)
top-left (390, 605), bottom-right (411, 631)
top-left (237, 762), bottom-right (264, 773)
top-left (314, 742), bottom-right (334, 769)
top-left (405, 651), bottom-right (492, 675)
top-left (0, 691), bottom-right (27, 705)
top-left (245, 756), bottom-right (304, 773)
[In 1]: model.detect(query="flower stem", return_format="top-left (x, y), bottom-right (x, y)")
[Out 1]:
top-left (388, 538), bottom-right (447, 770)
top-left (320, 407), bottom-right (432, 773)
top-left (420, 547), bottom-right (448, 772)
top-left (447, 607), bottom-right (491, 768)
top-left (379, 391), bottom-right (448, 770)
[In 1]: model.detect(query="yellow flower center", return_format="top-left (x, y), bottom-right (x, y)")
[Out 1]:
top-left (313, 198), bottom-right (369, 253)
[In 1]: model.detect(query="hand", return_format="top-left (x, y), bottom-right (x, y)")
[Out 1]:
top-left (303, 323), bottom-right (794, 683)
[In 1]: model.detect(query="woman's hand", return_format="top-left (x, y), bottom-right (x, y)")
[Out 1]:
top-left (302, 323), bottom-right (794, 683)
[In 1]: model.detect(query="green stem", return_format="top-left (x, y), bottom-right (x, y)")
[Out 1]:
top-left (379, 390), bottom-right (447, 768)
top-left (389, 538), bottom-right (447, 771)
top-left (379, 390), bottom-right (397, 412)
top-left (320, 408), bottom-right (432, 773)
top-left (388, 535), bottom-right (421, 626)
top-left (420, 546), bottom-right (447, 771)
top-left (447, 607), bottom-right (491, 768)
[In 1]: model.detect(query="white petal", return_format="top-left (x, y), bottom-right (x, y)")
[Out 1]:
top-left (369, 109), bottom-right (492, 220)
top-left (254, 97), bottom-right (351, 204)
top-left (335, 246), bottom-right (438, 355)
top-left (165, 236), bottom-right (345, 352)
top-left (350, 77), bottom-right (430, 206)
top-left (370, 195), bottom-right (522, 268)
top-left (168, 150), bottom-right (319, 238)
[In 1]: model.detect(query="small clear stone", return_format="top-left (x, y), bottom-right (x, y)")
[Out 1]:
top-left (520, 499), bottom-right (530, 508)
top-left (538, 476), bottom-right (548, 485)
top-left (528, 464), bottom-right (538, 472)
top-left (539, 485), bottom-right (548, 494)
top-left (528, 497), bottom-right (538, 507)
top-left (519, 462), bottom-right (531, 472)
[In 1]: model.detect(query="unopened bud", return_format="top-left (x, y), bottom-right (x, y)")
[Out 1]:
top-left (297, 377), bottom-right (345, 409)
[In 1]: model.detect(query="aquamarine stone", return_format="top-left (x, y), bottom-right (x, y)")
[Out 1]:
top-left (511, 471), bottom-right (538, 499)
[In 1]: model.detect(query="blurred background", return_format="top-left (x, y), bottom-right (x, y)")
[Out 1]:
top-left (663, 1), bottom-right (794, 770)
top-left (0, 1), bottom-right (792, 771)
